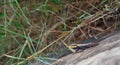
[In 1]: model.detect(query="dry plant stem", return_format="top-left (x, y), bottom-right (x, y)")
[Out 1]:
top-left (79, 27), bottom-right (87, 38)
top-left (18, 32), bottom-right (69, 64)
top-left (96, 24), bottom-right (116, 36)
top-left (41, 22), bottom-right (62, 43)
top-left (76, 12), bottom-right (112, 30)
top-left (3, 54), bottom-right (25, 60)
top-left (0, 47), bottom-right (20, 58)
top-left (69, 4), bottom-right (91, 15)
top-left (63, 28), bottom-right (75, 41)
top-left (61, 40), bottom-right (75, 53)
top-left (90, 27), bottom-right (105, 31)
top-left (88, 24), bottom-right (92, 37)
top-left (89, 12), bottom-right (112, 23)
top-left (86, 1), bottom-right (102, 12)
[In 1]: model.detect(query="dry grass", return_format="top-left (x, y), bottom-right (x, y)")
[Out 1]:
top-left (0, 0), bottom-right (120, 65)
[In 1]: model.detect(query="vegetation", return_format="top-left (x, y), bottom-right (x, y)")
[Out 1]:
top-left (0, 0), bottom-right (120, 65)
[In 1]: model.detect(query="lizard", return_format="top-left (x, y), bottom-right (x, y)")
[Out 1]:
top-left (68, 28), bottom-right (120, 52)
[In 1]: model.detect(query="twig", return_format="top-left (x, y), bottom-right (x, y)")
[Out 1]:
top-left (0, 47), bottom-right (20, 59)
top-left (61, 40), bottom-right (75, 53)
top-left (18, 31), bottom-right (69, 64)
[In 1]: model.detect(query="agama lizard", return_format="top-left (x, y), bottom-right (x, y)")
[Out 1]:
top-left (69, 29), bottom-right (120, 52)
top-left (69, 42), bottom-right (99, 52)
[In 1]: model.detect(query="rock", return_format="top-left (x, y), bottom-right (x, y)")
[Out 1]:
top-left (52, 30), bottom-right (120, 65)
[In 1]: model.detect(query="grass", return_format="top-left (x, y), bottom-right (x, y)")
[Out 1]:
top-left (0, 0), bottom-right (120, 65)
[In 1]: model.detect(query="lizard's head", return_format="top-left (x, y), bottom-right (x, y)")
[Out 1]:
top-left (69, 44), bottom-right (78, 49)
